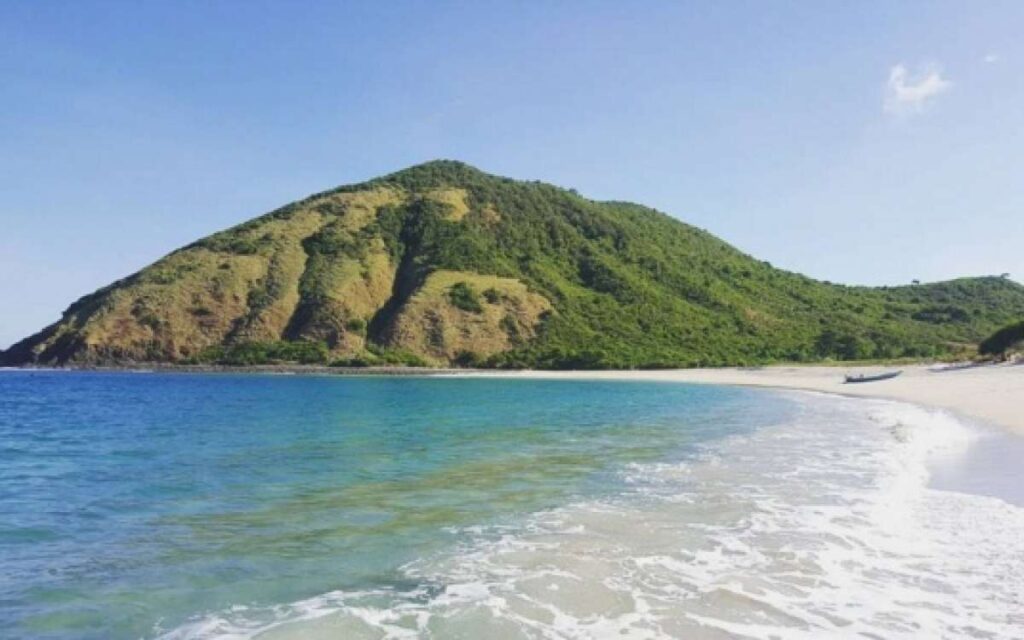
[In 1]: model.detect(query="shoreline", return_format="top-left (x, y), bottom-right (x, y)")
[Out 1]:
top-left (1, 363), bottom-right (462, 376)
top-left (6, 363), bottom-right (1022, 638)
top-left (461, 362), bottom-right (1024, 437)
top-left (6, 360), bottom-right (1021, 435)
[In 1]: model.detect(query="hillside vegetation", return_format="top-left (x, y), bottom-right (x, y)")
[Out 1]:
top-left (5, 161), bottom-right (1024, 368)
top-left (979, 320), bottom-right (1024, 358)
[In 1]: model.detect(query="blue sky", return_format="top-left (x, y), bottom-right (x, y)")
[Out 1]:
top-left (2, 2), bottom-right (1022, 348)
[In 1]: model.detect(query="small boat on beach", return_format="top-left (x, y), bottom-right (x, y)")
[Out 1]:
top-left (844, 370), bottom-right (902, 384)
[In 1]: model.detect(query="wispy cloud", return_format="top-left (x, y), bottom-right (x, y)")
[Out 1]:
top-left (884, 64), bottom-right (951, 114)
top-left (983, 52), bottom-right (1000, 64)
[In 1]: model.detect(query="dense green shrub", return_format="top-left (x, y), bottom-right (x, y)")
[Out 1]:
top-left (448, 282), bottom-right (483, 313)
top-left (979, 320), bottom-right (1024, 356)
top-left (453, 350), bottom-right (484, 367)
top-left (366, 344), bottom-right (431, 367)
top-left (197, 340), bottom-right (330, 365)
top-left (345, 318), bottom-right (367, 333)
top-left (912, 305), bottom-right (970, 323)
top-left (330, 356), bottom-right (375, 367)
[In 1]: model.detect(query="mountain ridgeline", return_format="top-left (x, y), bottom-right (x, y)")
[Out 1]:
top-left (5, 161), bottom-right (1024, 369)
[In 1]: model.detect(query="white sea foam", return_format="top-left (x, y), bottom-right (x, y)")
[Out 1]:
top-left (162, 394), bottom-right (1024, 639)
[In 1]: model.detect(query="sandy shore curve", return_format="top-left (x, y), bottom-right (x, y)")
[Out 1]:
top-left (466, 362), bottom-right (1024, 436)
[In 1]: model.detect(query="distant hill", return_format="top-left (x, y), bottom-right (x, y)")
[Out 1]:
top-left (5, 161), bottom-right (1024, 368)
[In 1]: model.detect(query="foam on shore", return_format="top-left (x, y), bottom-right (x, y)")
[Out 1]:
top-left (161, 394), bottom-right (1024, 639)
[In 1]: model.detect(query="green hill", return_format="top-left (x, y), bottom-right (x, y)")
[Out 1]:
top-left (5, 161), bottom-right (1024, 368)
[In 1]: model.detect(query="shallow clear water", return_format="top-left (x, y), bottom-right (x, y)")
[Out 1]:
top-left (0, 372), bottom-right (780, 639)
top-left (1, 371), bottom-right (1022, 639)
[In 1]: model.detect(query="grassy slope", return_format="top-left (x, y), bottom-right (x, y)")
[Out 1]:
top-left (5, 161), bottom-right (1024, 368)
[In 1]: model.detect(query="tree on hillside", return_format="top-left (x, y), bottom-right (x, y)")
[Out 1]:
top-left (978, 320), bottom-right (1024, 358)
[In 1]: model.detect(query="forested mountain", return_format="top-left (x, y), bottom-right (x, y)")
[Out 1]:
top-left (5, 161), bottom-right (1023, 368)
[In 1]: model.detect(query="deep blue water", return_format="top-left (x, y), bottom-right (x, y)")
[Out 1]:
top-left (0, 371), bottom-right (789, 639)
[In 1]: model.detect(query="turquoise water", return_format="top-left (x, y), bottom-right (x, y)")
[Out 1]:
top-left (0, 371), bottom-right (786, 639)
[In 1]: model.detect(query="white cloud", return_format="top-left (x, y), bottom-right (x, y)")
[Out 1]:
top-left (884, 64), bottom-right (951, 114)
top-left (983, 52), bottom-right (1000, 64)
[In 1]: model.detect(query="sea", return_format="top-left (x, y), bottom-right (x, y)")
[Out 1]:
top-left (1, 370), bottom-right (1021, 639)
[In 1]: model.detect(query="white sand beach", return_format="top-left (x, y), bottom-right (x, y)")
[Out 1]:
top-left (471, 362), bottom-right (1024, 436)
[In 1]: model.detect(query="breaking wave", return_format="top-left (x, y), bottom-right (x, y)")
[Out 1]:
top-left (162, 394), bottom-right (1024, 639)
